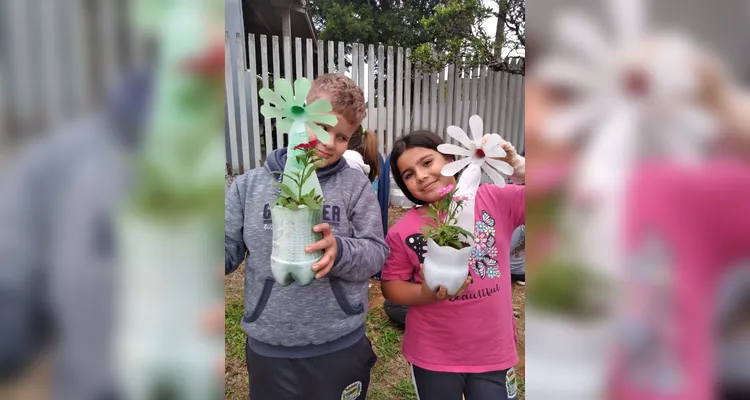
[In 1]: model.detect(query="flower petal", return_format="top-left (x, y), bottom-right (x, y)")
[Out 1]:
top-left (469, 115), bottom-right (485, 143)
top-left (258, 88), bottom-right (289, 109)
top-left (437, 143), bottom-right (472, 157)
top-left (609, 0), bottom-right (643, 46)
top-left (534, 57), bottom-right (591, 90)
top-left (481, 164), bottom-right (507, 186)
top-left (482, 134), bottom-right (504, 151)
top-left (544, 102), bottom-right (600, 142)
top-left (275, 79), bottom-right (295, 104)
top-left (307, 113), bottom-right (338, 126)
top-left (485, 157), bottom-right (514, 175)
top-left (306, 99), bottom-right (333, 114)
top-left (294, 78), bottom-right (312, 106)
top-left (276, 118), bottom-right (294, 134)
top-left (484, 146), bottom-right (507, 158)
top-left (446, 125), bottom-right (474, 150)
top-left (556, 12), bottom-right (609, 64)
top-left (260, 105), bottom-right (289, 119)
top-left (307, 121), bottom-right (330, 144)
top-left (440, 157), bottom-right (473, 176)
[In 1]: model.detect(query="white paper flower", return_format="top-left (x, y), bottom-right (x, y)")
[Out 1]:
top-left (437, 115), bottom-right (514, 186)
top-left (535, 0), bottom-right (716, 164)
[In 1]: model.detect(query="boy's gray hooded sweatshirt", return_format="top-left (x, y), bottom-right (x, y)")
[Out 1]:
top-left (225, 148), bottom-right (389, 358)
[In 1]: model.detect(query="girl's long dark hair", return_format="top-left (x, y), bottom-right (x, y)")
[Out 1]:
top-left (389, 130), bottom-right (454, 206)
top-left (348, 127), bottom-right (380, 181)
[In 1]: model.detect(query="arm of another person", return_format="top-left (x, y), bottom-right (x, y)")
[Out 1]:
top-left (329, 178), bottom-right (390, 281)
top-left (225, 175), bottom-right (248, 275)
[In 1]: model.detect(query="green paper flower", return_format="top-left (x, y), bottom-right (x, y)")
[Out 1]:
top-left (258, 78), bottom-right (338, 143)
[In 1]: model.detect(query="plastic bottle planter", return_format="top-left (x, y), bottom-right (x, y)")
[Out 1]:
top-left (270, 205), bottom-right (324, 286)
top-left (423, 238), bottom-right (471, 296)
top-left (115, 215), bottom-right (222, 400)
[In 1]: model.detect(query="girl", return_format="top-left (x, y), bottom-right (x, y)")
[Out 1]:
top-left (344, 127), bottom-right (381, 184)
top-left (380, 130), bottom-right (525, 399)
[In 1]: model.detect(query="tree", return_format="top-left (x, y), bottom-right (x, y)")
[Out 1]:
top-left (409, 0), bottom-right (494, 72)
top-left (409, 0), bottom-right (525, 73)
top-left (307, 0), bottom-right (444, 50)
top-left (491, 0), bottom-right (525, 73)
top-left (307, 0), bottom-right (525, 74)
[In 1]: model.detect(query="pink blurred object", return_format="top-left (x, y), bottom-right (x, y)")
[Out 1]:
top-left (611, 159), bottom-right (750, 400)
top-left (528, 158), bottom-right (572, 198)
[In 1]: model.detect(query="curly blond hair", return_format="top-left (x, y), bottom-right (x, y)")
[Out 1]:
top-left (307, 74), bottom-right (366, 125)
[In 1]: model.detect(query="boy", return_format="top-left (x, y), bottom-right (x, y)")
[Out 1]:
top-left (225, 74), bottom-right (389, 399)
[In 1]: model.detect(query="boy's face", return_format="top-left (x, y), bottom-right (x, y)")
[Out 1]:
top-left (306, 97), bottom-right (359, 167)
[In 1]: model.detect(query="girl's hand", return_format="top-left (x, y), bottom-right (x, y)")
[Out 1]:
top-left (307, 223), bottom-right (337, 279)
top-left (419, 265), bottom-right (472, 302)
top-left (483, 134), bottom-right (526, 184)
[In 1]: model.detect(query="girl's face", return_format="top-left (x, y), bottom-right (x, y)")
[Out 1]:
top-left (396, 146), bottom-right (456, 204)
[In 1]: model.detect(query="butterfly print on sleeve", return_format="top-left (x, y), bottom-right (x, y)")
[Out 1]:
top-left (470, 210), bottom-right (500, 279)
top-left (482, 210), bottom-right (495, 227)
top-left (405, 233), bottom-right (428, 264)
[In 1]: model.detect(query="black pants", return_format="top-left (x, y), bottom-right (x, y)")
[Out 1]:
top-left (383, 299), bottom-right (408, 327)
top-left (246, 335), bottom-right (377, 400)
top-left (410, 364), bottom-right (519, 399)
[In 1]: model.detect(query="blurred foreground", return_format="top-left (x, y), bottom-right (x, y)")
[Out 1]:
top-left (525, 0), bottom-right (750, 399)
top-left (0, 0), bottom-right (225, 399)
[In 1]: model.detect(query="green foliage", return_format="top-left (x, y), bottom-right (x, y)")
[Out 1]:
top-left (271, 142), bottom-right (326, 211)
top-left (304, 0), bottom-right (523, 98)
top-left (526, 260), bottom-right (608, 319)
top-left (420, 184), bottom-right (474, 249)
top-left (411, 0), bottom-right (494, 72)
top-left (309, 0), bottom-right (524, 74)
top-left (308, 0), bottom-right (443, 50)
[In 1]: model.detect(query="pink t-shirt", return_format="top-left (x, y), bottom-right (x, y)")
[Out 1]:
top-left (610, 160), bottom-right (750, 399)
top-left (382, 184), bottom-right (525, 373)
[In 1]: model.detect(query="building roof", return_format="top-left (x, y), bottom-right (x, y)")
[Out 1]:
top-left (243, 0), bottom-right (317, 40)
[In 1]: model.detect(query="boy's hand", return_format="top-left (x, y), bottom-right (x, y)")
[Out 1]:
top-left (307, 223), bottom-right (337, 279)
top-left (419, 265), bottom-right (472, 302)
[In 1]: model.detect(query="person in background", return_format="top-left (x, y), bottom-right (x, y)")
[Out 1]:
top-left (510, 225), bottom-right (526, 286)
top-left (343, 127), bottom-right (380, 187)
top-left (344, 127), bottom-right (385, 283)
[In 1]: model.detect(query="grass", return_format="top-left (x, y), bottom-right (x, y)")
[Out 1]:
top-left (224, 206), bottom-right (525, 399)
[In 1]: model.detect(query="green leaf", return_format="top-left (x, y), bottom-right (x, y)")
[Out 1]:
top-left (272, 182), bottom-right (297, 199)
top-left (302, 195), bottom-right (322, 210)
top-left (303, 167), bottom-right (316, 186)
top-left (455, 227), bottom-right (474, 238)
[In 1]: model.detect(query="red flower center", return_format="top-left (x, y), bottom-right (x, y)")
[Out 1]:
top-left (475, 149), bottom-right (486, 158)
top-left (623, 69), bottom-right (649, 97)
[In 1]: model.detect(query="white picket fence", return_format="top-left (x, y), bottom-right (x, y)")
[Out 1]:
top-left (226, 33), bottom-right (525, 174)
